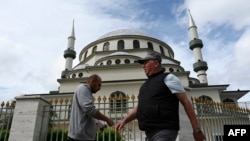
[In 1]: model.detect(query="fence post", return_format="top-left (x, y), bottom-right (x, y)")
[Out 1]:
top-left (8, 95), bottom-right (51, 141)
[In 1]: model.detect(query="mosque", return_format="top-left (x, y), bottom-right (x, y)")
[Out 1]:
top-left (37, 12), bottom-right (249, 140)
top-left (42, 12), bottom-right (249, 103)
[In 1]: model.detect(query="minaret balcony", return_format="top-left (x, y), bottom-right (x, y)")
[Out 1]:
top-left (64, 49), bottom-right (76, 59)
top-left (61, 69), bottom-right (68, 79)
top-left (193, 61), bottom-right (208, 72)
top-left (189, 39), bottom-right (203, 50)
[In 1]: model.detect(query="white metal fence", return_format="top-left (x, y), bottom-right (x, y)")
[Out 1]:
top-left (191, 97), bottom-right (250, 141)
top-left (1, 96), bottom-right (250, 141)
top-left (0, 101), bottom-right (15, 141)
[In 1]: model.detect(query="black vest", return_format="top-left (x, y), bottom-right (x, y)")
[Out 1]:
top-left (136, 71), bottom-right (180, 131)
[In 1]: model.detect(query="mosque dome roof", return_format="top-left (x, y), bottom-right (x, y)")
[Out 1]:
top-left (98, 29), bottom-right (151, 39)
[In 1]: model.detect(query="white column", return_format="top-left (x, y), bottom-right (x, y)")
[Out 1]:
top-left (8, 95), bottom-right (51, 141)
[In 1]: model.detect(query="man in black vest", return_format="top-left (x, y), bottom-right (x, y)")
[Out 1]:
top-left (115, 53), bottom-right (205, 141)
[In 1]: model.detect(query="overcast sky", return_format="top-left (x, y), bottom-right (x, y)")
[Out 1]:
top-left (1, 0), bottom-right (250, 102)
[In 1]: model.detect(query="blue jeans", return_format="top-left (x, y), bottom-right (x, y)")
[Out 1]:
top-left (145, 129), bottom-right (178, 141)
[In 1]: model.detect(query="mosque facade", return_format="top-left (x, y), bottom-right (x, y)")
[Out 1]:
top-left (49, 12), bottom-right (249, 103)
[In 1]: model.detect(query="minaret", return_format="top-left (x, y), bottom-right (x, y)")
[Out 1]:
top-left (188, 10), bottom-right (208, 84)
top-left (61, 21), bottom-right (76, 78)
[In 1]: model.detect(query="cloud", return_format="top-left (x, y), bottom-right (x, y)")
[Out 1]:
top-left (178, 0), bottom-right (250, 101)
top-left (225, 28), bottom-right (250, 91)
top-left (185, 0), bottom-right (250, 30)
top-left (234, 29), bottom-right (250, 67)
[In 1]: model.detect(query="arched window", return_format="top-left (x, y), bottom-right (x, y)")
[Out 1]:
top-left (168, 50), bottom-right (173, 58)
top-left (92, 46), bottom-right (97, 53)
top-left (198, 95), bottom-right (213, 101)
top-left (110, 91), bottom-right (127, 112)
top-left (196, 95), bottom-right (214, 115)
top-left (103, 42), bottom-right (109, 51)
top-left (159, 46), bottom-right (165, 56)
top-left (84, 51), bottom-right (88, 59)
top-left (222, 98), bottom-right (237, 112)
top-left (147, 42), bottom-right (153, 50)
top-left (133, 40), bottom-right (140, 49)
top-left (223, 98), bottom-right (235, 105)
top-left (117, 40), bottom-right (124, 51)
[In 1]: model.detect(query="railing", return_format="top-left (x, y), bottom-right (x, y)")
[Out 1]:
top-left (191, 97), bottom-right (250, 141)
top-left (43, 98), bottom-right (71, 141)
top-left (0, 101), bottom-right (15, 141)
top-left (1, 96), bottom-right (250, 141)
top-left (44, 95), bottom-right (145, 141)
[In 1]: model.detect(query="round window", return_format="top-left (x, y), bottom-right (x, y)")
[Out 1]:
top-left (107, 60), bottom-right (112, 65)
top-left (169, 68), bottom-right (174, 72)
top-left (115, 59), bottom-right (121, 64)
top-left (124, 59), bottom-right (130, 64)
top-left (78, 73), bottom-right (83, 77)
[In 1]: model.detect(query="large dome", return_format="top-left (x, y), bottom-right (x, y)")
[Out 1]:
top-left (98, 29), bottom-right (151, 39)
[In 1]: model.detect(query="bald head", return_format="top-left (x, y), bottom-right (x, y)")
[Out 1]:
top-left (87, 74), bottom-right (102, 93)
top-left (87, 74), bottom-right (101, 82)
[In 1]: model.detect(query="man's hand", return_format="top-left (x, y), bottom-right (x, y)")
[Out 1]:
top-left (115, 120), bottom-right (126, 132)
top-left (193, 129), bottom-right (206, 141)
top-left (106, 118), bottom-right (114, 127)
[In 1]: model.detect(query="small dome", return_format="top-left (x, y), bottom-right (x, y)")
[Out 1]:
top-left (73, 64), bottom-right (89, 70)
top-left (109, 51), bottom-right (130, 56)
top-left (98, 29), bottom-right (151, 39)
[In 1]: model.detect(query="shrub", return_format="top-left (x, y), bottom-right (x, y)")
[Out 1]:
top-left (46, 129), bottom-right (68, 141)
top-left (0, 130), bottom-right (10, 141)
top-left (46, 128), bottom-right (121, 141)
top-left (96, 128), bottom-right (122, 141)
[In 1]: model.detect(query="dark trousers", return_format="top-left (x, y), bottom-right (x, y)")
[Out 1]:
top-left (145, 129), bottom-right (178, 141)
top-left (67, 136), bottom-right (94, 141)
